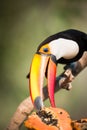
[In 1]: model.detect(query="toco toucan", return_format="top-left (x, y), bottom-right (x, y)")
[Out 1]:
top-left (28, 29), bottom-right (87, 110)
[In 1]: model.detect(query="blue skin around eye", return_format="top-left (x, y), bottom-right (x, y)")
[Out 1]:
top-left (43, 48), bottom-right (48, 52)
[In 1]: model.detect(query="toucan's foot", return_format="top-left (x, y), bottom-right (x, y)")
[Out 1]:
top-left (64, 69), bottom-right (74, 82)
top-left (59, 69), bottom-right (74, 90)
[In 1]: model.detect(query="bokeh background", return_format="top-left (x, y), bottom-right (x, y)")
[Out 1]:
top-left (0, 0), bottom-right (87, 129)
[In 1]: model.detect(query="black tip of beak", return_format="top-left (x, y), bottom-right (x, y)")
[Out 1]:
top-left (34, 96), bottom-right (44, 110)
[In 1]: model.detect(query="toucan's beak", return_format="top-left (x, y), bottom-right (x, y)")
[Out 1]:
top-left (29, 53), bottom-right (57, 110)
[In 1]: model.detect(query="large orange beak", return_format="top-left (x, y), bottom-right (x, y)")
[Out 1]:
top-left (29, 53), bottom-right (57, 110)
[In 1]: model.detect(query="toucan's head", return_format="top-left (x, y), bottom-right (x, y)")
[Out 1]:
top-left (29, 35), bottom-right (79, 110)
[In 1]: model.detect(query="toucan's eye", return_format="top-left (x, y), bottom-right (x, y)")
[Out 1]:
top-left (43, 48), bottom-right (49, 52)
top-left (39, 44), bottom-right (50, 54)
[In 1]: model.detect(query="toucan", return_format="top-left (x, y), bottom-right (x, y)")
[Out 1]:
top-left (28, 29), bottom-right (87, 110)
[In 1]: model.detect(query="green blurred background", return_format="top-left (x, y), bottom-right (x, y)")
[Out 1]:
top-left (0, 0), bottom-right (87, 129)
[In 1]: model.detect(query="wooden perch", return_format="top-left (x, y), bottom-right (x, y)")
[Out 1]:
top-left (5, 52), bottom-right (87, 130)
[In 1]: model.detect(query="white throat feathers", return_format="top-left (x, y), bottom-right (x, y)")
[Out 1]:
top-left (49, 38), bottom-right (79, 60)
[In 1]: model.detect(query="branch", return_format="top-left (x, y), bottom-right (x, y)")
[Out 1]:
top-left (64, 52), bottom-right (87, 77)
top-left (5, 52), bottom-right (87, 130)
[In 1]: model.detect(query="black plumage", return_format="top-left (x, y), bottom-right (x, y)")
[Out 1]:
top-left (37, 29), bottom-right (87, 64)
